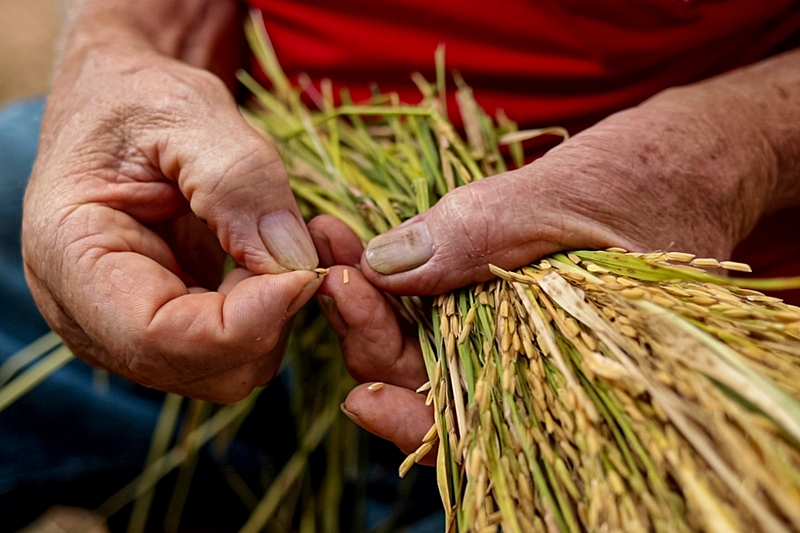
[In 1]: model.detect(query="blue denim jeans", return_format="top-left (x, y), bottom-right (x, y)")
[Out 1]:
top-left (0, 100), bottom-right (164, 529)
top-left (0, 99), bottom-right (50, 358)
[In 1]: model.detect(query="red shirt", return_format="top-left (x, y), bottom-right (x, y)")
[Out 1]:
top-left (250, 1), bottom-right (799, 128)
top-left (247, 0), bottom-right (800, 299)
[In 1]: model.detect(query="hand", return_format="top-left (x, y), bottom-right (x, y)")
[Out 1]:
top-left (309, 216), bottom-right (435, 462)
top-left (318, 73), bottom-right (796, 454)
top-left (22, 12), bottom-right (319, 403)
top-left (362, 91), bottom-right (780, 295)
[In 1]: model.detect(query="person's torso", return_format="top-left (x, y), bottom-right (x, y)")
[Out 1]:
top-left (250, 0), bottom-right (799, 130)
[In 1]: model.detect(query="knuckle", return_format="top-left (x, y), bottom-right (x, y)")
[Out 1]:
top-left (212, 385), bottom-right (253, 405)
top-left (190, 143), bottom-right (282, 212)
top-left (152, 66), bottom-right (231, 114)
top-left (124, 352), bottom-right (161, 385)
top-left (436, 183), bottom-right (496, 264)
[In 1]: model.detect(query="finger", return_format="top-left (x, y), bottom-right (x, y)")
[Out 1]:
top-left (171, 310), bottom-right (294, 403)
top-left (56, 207), bottom-right (322, 399)
top-left (139, 267), bottom-right (319, 380)
top-left (172, 336), bottom-right (285, 403)
top-left (218, 267), bottom-right (255, 295)
top-left (153, 70), bottom-right (318, 274)
top-left (343, 383), bottom-right (436, 464)
top-left (361, 169), bottom-right (627, 295)
top-left (308, 215), bottom-right (364, 267)
top-left (319, 266), bottom-right (427, 389)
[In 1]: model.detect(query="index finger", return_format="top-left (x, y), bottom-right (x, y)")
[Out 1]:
top-left (59, 205), bottom-right (322, 392)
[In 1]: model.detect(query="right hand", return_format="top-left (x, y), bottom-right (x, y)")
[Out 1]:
top-left (22, 35), bottom-right (319, 403)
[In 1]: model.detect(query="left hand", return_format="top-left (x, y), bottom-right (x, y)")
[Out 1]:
top-left (312, 77), bottom-right (792, 456)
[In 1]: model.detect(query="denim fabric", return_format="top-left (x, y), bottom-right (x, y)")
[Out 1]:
top-left (0, 99), bottom-right (161, 506)
top-left (0, 99), bottom-right (50, 358)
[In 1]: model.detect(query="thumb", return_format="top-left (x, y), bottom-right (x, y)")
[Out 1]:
top-left (158, 75), bottom-right (317, 275)
top-left (361, 170), bottom-right (624, 295)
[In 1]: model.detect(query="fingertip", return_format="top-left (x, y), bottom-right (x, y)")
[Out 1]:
top-left (210, 268), bottom-right (320, 348)
top-left (363, 219), bottom-right (433, 275)
top-left (344, 384), bottom-right (434, 457)
top-left (308, 215), bottom-right (364, 266)
top-left (359, 251), bottom-right (442, 296)
top-left (285, 270), bottom-right (325, 316)
top-left (319, 264), bottom-right (358, 295)
top-left (317, 265), bottom-right (389, 333)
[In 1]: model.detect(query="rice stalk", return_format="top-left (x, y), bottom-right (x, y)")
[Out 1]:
top-left (0, 331), bottom-right (61, 387)
top-left (0, 343), bottom-right (73, 413)
top-left (95, 391), bottom-right (262, 521)
top-left (238, 399), bottom-right (340, 533)
top-left (127, 393), bottom-right (183, 533)
top-left (242, 11), bottom-right (800, 531)
top-left (163, 399), bottom-right (213, 533)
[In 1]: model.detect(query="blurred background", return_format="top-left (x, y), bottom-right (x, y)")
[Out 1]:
top-left (0, 0), bottom-right (61, 105)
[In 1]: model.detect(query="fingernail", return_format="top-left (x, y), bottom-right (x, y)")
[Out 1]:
top-left (317, 294), bottom-right (347, 337)
top-left (259, 211), bottom-right (319, 271)
top-left (365, 220), bottom-right (433, 275)
top-left (286, 274), bottom-right (323, 316)
top-left (340, 402), bottom-right (356, 419)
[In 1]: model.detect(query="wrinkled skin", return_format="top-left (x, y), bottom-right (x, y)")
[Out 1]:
top-left (314, 51), bottom-right (800, 461)
top-left (22, 2), bottom-right (320, 403)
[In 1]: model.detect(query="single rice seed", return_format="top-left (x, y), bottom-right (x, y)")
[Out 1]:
top-left (720, 260), bottom-right (753, 273)
top-left (586, 263), bottom-right (609, 273)
top-left (415, 441), bottom-right (434, 462)
top-left (652, 296), bottom-right (676, 308)
top-left (621, 288), bottom-right (646, 300)
top-left (423, 423), bottom-right (439, 443)
top-left (691, 295), bottom-right (717, 306)
top-left (399, 453), bottom-right (417, 477)
top-left (642, 252), bottom-right (668, 262)
top-left (343, 268), bottom-right (350, 284)
top-left (368, 382), bottom-right (384, 392)
top-left (666, 252), bottom-right (695, 262)
top-left (690, 257), bottom-right (721, 268)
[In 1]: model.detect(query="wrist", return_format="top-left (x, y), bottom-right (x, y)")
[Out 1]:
top-left (61, 0), bottom-right (244, 71)
top-left (645, 49), bottom-right (800, 214)
top-left (639, 86), bottom-right (778, 241)
top-left (538, 97), bottom-right (769, 257)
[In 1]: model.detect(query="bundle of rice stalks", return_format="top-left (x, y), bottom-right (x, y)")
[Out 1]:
top-left (242, 12), bottom-right (800, 533)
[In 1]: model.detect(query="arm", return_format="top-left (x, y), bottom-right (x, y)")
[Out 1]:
top-left (23, 0), bottom-right (320, 403)
top-left (652, 47), bottom-right (800, 214)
